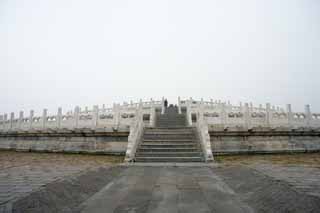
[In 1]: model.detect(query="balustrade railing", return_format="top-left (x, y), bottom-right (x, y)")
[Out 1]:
top-left (179, 98), bottom-right (320, 129)
top-left (0, 99), bottom-right (162, 132)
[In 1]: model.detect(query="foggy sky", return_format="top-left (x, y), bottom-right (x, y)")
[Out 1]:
top-left (1, 0), bottom-right (320, 116)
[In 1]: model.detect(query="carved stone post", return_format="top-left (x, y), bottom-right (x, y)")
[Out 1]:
top-left (0, 115), bottom-right (3, 130)
top-left (149, 99), bottom-right (155, 127)
top-left (57, 107), bottom-right (62, 129)
top-left (186, 100), bottom-right (192, 126)
top-left (113, 103), bottom-right (120, 129)
top-left (286, 104), bottom-right (292, 128)
top-left (74, 106), bottom-right (80, 128)
top-left (220, 103), bottom-right (227, 128)
top-left (42, 109), bottom-right (47, 129)
top-left (178, 96), bottom-right (182, 114)
top-left (29, 110), bottom-right (34, 129)
top-left (10, 112), bottom-right (14, 130)
top-left (18, 111), bottom-right (23, 129)
top-left (244, 103), bottom-right (250, 129)
top-left (161, 97), bottom-right (165, 114)
top-left (92, 105), bottom-right (99, 128)
top-left (305, 104), bottom-right (311, 127)
top-left (3, 114), bottom-right (7, 130)
top-left (266, 103), bottom-right (271, 127)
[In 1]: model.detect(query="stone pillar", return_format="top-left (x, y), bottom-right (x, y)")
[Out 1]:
top-left (244, 103), bottom-right (250, 129)
top-left (42, 109), bottom-right (47, 129)
top-left (113, 103), bottom-right (120, 129)
top-left (29, 110), bottom-right (34, 129)
top-left (221, 103), bottom-right (227, 128)
top-left (0, 115), bottom-right (3, 130)
top-left (92, 105), bottom-right (99, 128)
top-left (10, 112), bottom-right (14, 130)
top-left (3, 114), bottom-right (7, 130)
top-left (74, 106), bottom-right (80, 128)
top-left (150, 99), bottom-right (155, 127)
top-left (161, 97), bottom-right (165, 114)
top-left (178, 96), bottom-right (182, 114)
top-left (305, 104), bottom-right (311, 127)
top-left (18, 111), bottom-right (24, 129)
top-left (200, 99), bottom-right (205, 122)
top-left (57, 107), bottom-right (62, 128)
top-left (286, 104), bottom-right (292, 128)
top-left (266, 103), bottom-right (271, 127)
top-left (187, 100), bottom-right (192, 126)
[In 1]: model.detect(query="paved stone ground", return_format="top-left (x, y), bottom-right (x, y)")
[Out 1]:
top-left (0, 151), bottom-right (123, 212)
top-left (251, 163), bottom-right (320, 198)
top-left (1, 152), bottom-right (320, 212)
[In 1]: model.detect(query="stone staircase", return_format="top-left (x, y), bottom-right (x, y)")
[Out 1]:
top-left (135, 105), bottom-right (204, 162)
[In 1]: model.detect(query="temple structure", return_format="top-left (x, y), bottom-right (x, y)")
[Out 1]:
top-left (0, 97), bottom-right (320, 162)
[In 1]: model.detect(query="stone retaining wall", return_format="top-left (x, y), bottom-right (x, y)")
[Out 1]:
top-left (2, 130), bottom-right (320, 156)
top-left (210, 131), bottom-right (320, 155)
top-left (0, 131), bottom-right (129, 155)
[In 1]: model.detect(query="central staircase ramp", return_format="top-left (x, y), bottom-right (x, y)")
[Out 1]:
top-left (134, 105), bottom-right (204, 162)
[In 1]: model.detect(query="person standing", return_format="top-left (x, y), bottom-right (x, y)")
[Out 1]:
top-left (164, 99), bottom-right (168, 108)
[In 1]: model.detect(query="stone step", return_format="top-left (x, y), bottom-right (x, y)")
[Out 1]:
top-left (140, 145), bottom-right (197, 150)
top-left (146, 127), bottom-right (193, 130)
top-left (144, 132), bottom-right (194, 135)
top-left (143, 136), bottom-right (195, 140)
top-left (135, 152), bottom-right (202, 157)
top-left (137, 147), bottom-right (198, 152)
top-left (157, 117), bottom-right (186, 119)
top-left (145, 132), bottom-right (194, 135)
top-left (145, 127), bottom-right (194, 133)
top-left (135, 157), bottom-right (203, 162)
top-left (143, 135), bottom-right (194, 139)
top-left (143, 138), bottom-right (194, 142)
top-left (157, 119), bottom-right (185, 122)
top-left (157, 121), bottom-right (186, 124)
top-left (156, 125), bottom-right (188, 128)
top-left (142, 141), bottom-right (195, 145)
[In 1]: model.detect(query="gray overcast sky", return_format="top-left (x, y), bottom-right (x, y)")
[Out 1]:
top-left (1, 0), bottom-right (320, 115)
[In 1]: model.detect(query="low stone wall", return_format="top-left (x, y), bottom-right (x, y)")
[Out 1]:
top-left (210, 130), bottom-right (320, 155)
top-left (0, 130), bottom-right (129, 155)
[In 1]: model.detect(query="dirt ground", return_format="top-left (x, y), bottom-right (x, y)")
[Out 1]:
top-left (0, 151), bottom-right (124, 170)
top-left (215, 152), bottom-right (320, 167)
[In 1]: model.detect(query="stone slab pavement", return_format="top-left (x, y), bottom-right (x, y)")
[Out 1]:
top-left (77, 164), bottom-right (320, 213)
top-left (0, 151), bottom-right (123, 212)
top-left (1, 152), bottom-right (320, 212)
top-left (78, 166), bottom-right (253, 213)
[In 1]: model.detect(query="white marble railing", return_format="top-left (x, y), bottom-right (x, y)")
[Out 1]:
top-left (180, 98), bottom-right (320, 129)
top-left (194, 104), bottom-right (214, 162)
top-left (124, 104), bottom-right (145, 162)
top-left (0, 99), bottom-right (164, 132)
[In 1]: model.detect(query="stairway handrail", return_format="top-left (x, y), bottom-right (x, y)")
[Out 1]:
top-left (195, 102), bottom-right (214, 162)
top-left (124, 106), bottom-right (144, 162)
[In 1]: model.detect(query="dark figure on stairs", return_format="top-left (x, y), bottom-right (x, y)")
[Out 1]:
top-left (164, 99), bottom-right (168, 108)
